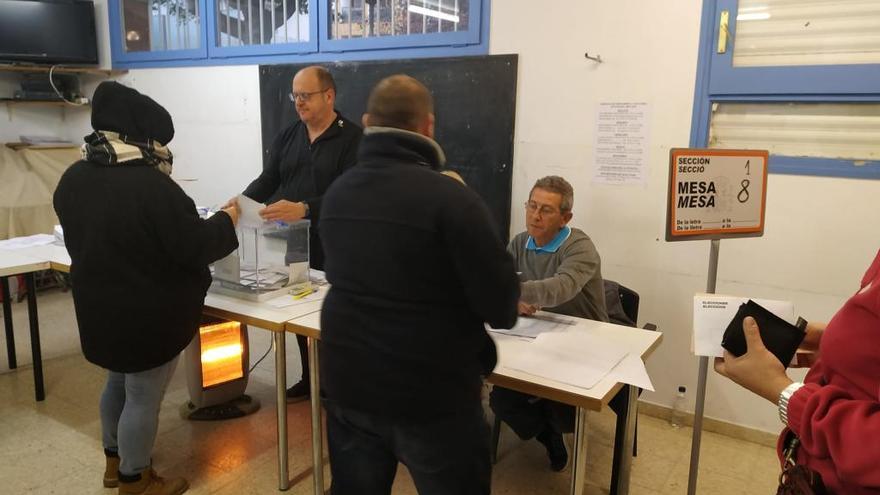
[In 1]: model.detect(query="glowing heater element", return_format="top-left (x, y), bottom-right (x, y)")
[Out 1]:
top-left (198, 321), bottom-right (245, 388)
top-left (407, 4), bottom-right (460, 23)
top-left (201, 344), bottom-right (244, 363)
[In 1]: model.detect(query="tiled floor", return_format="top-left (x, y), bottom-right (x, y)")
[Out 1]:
top-left (0, 288), bottom-right (782, 494)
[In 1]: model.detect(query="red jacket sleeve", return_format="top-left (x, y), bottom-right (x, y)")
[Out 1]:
top-left (787, 382), bottom-right (880, 488)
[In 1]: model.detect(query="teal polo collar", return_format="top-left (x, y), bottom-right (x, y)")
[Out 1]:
top-left (526, 226), bottom-right (571, 253)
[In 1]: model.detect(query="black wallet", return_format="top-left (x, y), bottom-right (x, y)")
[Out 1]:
top-left (721, 300), bottom-right (807, 367)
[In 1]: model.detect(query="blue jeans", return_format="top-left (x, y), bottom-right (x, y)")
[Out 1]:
top-left (325, 401), bottom-right (492, 495)
top-left (100, 356), bottom-right (179, 476)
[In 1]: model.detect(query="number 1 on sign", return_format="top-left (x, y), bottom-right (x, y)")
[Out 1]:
top-left (745, 160), bottom-right (750, 175)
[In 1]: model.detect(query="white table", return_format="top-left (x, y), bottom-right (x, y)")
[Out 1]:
top-left (25, 243), bottom-right (71, 273)
top-left (489, 315), bottom-right (662, 495)
top-left (284, 310), bottom-right (324, 494)
top-left (0, 248), bottom-right (52, 401)
top-left (203, 290), bottom-right (325, 492)
top-left (284, 309), bottom-right (661, 495)
top-left (13, 239), bottom-right (329, 491)
top-left (13, 238), bottom-right (662, 495)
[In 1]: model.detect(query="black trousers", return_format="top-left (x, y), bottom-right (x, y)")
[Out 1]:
top-left (490, 386), bottom-right (629, 439)
top-left (489, 386), bottom-right (575, 439)
top-left (325, 401), bottom-right (492, 495)
top-left (292, 229), bottom-right (324, 386)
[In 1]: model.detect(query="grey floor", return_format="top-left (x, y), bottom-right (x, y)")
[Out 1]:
top-left (0, 288), bottom-right (782, 494)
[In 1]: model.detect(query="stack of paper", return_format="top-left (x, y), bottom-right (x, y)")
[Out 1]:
top-left (0, 234), bottom-right (56, 250)
top-left (496, 331), bottom-right (655, 392)
top-left (489, 313), bottom-right (577, 339)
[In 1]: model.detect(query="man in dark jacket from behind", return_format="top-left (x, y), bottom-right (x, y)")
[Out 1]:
top-left (53, 81), bottom-right (240, 495)
top-left (318, 75), bottom-right (520, 495)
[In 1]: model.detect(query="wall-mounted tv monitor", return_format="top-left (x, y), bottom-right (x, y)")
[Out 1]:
top-left (0, 0), bottom-right (99, 65)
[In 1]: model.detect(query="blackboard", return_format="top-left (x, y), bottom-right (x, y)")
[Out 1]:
top-left (259, 54), bottom-right (518, 241)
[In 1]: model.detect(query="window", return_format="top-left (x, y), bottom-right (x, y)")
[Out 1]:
top-left (691, 0), bottom-right (880, 179)
top-left (111, 0), bottom-right (208, 61)
top-left (208, 0), bottom-right (317, 58)
top-left (108, 0), bottom-right (487, 67)
top-left (321, 0), bottom-right (479, 52)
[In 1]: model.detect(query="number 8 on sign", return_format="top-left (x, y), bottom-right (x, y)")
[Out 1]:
top-left (738, 179), bottom-right (750, 203)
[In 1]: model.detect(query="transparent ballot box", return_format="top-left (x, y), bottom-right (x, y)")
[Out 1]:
top-left (210, 220), bottom-right (310, 301)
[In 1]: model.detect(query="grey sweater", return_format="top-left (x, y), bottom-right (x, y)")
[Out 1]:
top-left (508, 228), bottom-right (609, 322)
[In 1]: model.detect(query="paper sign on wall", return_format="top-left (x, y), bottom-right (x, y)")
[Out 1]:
top-left (593, 102), bottom-right (650, 186)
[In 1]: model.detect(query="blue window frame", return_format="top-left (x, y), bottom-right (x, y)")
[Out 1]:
top-left (691, 0), bottom-right (880, 179)
top-left (109, 0), bottom-right (209, 63)
top-left (109, 0), bottom-right (488, 67)
top-left (709, 0), bottom-right (880, 95)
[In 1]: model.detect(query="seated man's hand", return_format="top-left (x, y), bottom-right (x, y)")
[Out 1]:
top-left (518, 301), bottom-right (539, 316)
top-left (260, 200), bottom-right (306, 222)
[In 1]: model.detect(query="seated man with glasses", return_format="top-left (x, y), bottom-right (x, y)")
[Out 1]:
top-left (489, 175), bottom-right (609, 472)
top-left (235, 65), bottom-right (362, 403)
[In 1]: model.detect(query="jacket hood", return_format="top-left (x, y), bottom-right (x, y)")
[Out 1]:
top-left (91, 81), bottom-right (174, 145)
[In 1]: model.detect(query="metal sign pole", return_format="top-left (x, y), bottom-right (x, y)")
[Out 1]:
top-left (665, 148), bottom-right (768, 495)
top-left (687, 238), bottom-right (720, 495)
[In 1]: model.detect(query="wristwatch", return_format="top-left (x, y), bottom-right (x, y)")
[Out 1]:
top-left (302, 202), bottom-right (310, 218)
top-left (778, 382), bottom-right (805, 426)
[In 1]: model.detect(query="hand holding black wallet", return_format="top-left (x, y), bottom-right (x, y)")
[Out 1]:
top-left (721, 300), bottom-right (806, 368)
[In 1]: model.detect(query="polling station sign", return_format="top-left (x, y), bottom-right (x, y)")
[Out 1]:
top-left (666, 148), bottom-right (768, 241)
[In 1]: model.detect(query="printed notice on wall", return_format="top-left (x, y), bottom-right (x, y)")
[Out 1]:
top-left (592, 102), bottom-right (650, 186)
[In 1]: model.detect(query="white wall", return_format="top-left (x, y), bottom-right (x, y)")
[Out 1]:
top-left (120, 67), bottom-right (264, 206)
top-left (491, 0), bottom-right (880, 434)
top-left (5, 0), bottom-right (880, 433)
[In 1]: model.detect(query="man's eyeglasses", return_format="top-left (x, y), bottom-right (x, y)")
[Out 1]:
top-left (524, 201), bottom-right (561, 216)
top-left (289, 88), bottom-right (330, 103)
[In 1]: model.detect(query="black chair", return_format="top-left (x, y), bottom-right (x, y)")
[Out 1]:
top-left (490, 280), bottom-right (656, 495)
top-left (606, 281), bottom-right (657, 494)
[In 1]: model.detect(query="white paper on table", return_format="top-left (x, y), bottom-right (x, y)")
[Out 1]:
top-left (236, 194), bottom-right (266, 228)
top-left (266, 287), bottom-right (325, 308)
top-left (610, 353), bottom-right (655, 391)
top-left (506, 332), bottom-right (629, 390)
top-left (0, 234), bottom-right (56, 250)
top-left (494, 336), bottom-right (535, 370)
top-left (692, 293), bottom-right (795, 357)
top-left (488, 312), bottom-right (577, 339)
top-left (310, 268), bottom-right (328, 285)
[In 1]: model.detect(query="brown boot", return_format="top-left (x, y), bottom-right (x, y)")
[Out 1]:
top-left (104, 455), bottom-right (120, 488)
top-left (118, 468), bottom-right (188, 495)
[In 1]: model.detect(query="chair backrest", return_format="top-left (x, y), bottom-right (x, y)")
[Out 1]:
top-left (603, 279), bottom-right (639, 327)
top-left (616, 284), bottom-right (640, 326)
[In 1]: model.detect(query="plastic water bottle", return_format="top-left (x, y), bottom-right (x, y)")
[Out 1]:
top-left (670, 386), bottom-right (687, 428)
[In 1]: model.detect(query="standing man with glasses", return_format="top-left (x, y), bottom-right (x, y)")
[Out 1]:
top-left (235, 65), bottom-right (362, 402)
top-left (490, 175), bottom-right (609, 472)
